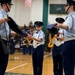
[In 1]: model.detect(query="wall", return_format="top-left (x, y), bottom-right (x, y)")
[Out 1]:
top-left (9, 0), bottom-right (30, 26)
top-left (8, 0), bottom-right (43, 26)
top-left (30, 0), bottom-right (43, 22)
top-left (0, 0), bottom-right (67, 26)
top-left (48, 0), bottom-right (67, 24)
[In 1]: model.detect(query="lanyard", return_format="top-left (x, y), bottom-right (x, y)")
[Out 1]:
top-left (70, 15), bottom-right (74, 31)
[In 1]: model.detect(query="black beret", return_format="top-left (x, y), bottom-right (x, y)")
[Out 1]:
top-left (46, 24), bottom-right (58, 34)
top-left (0, 0), bottom-right (13, 5)
top-left (34, 21), bottom-right (44, 26)
top-left (66, 0), bottom-right (75, 5)
top-left (55, 17), bottom-right (65, 23)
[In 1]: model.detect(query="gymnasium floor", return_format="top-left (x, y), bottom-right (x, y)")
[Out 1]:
top-left (5, 52), bottom-right (53, 75)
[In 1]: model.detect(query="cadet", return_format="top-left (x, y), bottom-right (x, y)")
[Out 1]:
top-left (47, 17), bottom-right (64, 75)
top-left (32, 21), bottom-right (45, 75)
top-left (0, 0), bottom-right (32, 75)
top-left (54, 0), bottom-right (75, 75)
top-left (52, 18), bottom-right (64, 75)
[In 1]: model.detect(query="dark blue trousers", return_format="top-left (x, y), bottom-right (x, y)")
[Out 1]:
top-left (32, 45), bottom-right (44, 75)
top-left (63, 40), bottom-right (75, 75)
top-left (0, 40), bottom-right (9, 75)
top-left (52, 44), bottom-right (63, 75)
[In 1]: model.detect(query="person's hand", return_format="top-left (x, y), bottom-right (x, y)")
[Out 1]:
top-left (54, 23), bottom-right (61, 28)
top-left (2, 18), bottom-right (10, 22)
top-left (0, 18), bottom-right (10, 25)
top-left (27, 34), bottom-right (33, 39)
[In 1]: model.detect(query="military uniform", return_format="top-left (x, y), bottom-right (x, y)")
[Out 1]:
top-left (0, 2), bottom-right (11, 75)
top-left (47, 17), bottom-right (65, 75)
top-left (54, 0), bottom-right (75, 75)
top-left (52, 28), bottom-right (64, 75)
top-left (32, 21), bottom-right (45, 75)
top-left (0, 0), bottom-right (28, 75)
top-left (63, 10), bottom-right (75, 75)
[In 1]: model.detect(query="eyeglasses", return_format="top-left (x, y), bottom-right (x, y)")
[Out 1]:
top-left (65, 4), bottom-right (69, 7)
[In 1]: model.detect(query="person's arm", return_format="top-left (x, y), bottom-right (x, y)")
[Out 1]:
top-left (54, 23), bottom-right (68, 30)
top-left (54, 16), bottom-right (73, 30)
top-left (7, 16), bottom-right (32, 38)
top-left (32, 32), bottom-right (45, 42)
top-left (32, 37), bottom-right (42, 42)
top-left (0, 18), bottom-right (9, 25)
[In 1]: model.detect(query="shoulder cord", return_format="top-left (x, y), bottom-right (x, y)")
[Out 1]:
top-left (38, 31), bottom-right (44, 42)
top-left (3, 14), bottom-right (9, 41)
top-left (38, 31), bottom-right (41, 38)
top-left (70, 15), bottom-right (74, 31)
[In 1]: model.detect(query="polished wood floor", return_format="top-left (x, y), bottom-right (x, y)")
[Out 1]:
top-left (5, 52), bottom-right (53, 75)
